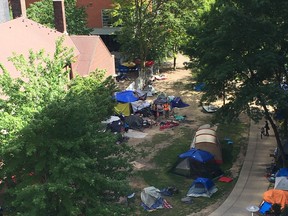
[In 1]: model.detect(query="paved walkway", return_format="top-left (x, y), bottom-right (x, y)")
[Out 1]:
top-left (209, 120), bottom-right (276, 216)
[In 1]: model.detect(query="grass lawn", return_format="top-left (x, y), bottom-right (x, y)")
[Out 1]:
top-left (129, 118), bottom-right (249, 216)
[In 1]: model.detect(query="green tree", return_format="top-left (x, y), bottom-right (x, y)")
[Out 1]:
top-left (113, 0), bottom-right (191, 87)
top-left (0, 39), bottom-right (134, 215)
top-left (27, 0), bottom-right (91, 35)
top-left (184, 0), bottom-right (288, 166)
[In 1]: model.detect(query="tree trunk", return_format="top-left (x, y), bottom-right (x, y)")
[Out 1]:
top-left (263, 105), bottom-right (288, 167)
top-left (173, 56), bottom-right (176, 70)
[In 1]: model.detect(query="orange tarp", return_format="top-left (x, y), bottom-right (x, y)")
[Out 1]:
top-left (263, 189), bottom-right (288, 209)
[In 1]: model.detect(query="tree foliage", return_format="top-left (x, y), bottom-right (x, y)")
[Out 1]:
top-left (0, 39), bottom-right (134, 215)
top-left (27, 0), bottom-right (91, 35)
top-left (113, 0), bottom-right (194, 86)
top-left (184, 0), bottom-right (288, 165)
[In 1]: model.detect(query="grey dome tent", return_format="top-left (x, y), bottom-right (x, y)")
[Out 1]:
top-left (274, 177), bottom-right (288, 190)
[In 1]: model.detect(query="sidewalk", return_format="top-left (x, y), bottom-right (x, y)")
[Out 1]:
top-left (209, 120), bottom-right (276, 216)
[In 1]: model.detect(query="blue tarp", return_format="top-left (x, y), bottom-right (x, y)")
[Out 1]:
top-left (276, 168), bottom-right (288, 177)
top-left (170, 97), bottom-right (189, 109)
top-left (179, 148), bottom-right (214, 163)
top-left (117, 65), bottom-right (139, 73)
top-left (259, 201), bottom-right (272, 214)
top-left (194, 83), bottom-right (205, 91)
top-left (114, 90), bottom-right (139, 103)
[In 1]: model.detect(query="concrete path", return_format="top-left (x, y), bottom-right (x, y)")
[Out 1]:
top-left (209, 120), bottom-right (276, 216)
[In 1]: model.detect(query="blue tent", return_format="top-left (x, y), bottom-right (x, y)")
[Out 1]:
top-left (276, 168), bottom-right (288, 177)
top-left (114, 90), bottom-right (139, 103)
top-left (179, 148), bottom-right (214, 163)
top-left (171, 149), bottom-right (223, 179)
top-left (187, 177), bottom-right (218, 198)
top-left (170, 97), bottom-right (189, 109)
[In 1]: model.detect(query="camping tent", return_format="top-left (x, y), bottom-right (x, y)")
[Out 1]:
top-left (114, 90), bottom-right (152, 116)
top-left (141, 186), bottom-right (162, 209)
top-left (263, 189), bottom-right (288, 209)
top-left (274, 177), bottom-right (288, 190)
top-left (130, 100), bottom-right (151, 113)
top-left (179, 148), bottom-right (214, 163)
top-left (187, 177), bottom-right (218, 198)
top-left (114, 90), bottom-right (139, 116)
top-left (276, 168), bottom-right (288, 177)
top-left (171, 148), bottom-right (223, 179)
top-left (140, 186), bottom-right (172, 211)
top-left (190, 127), bottom-right (223, 164)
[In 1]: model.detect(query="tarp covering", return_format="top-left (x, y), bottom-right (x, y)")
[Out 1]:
top-left (130, 100), bottom-right (151, 113)
top-left (187, 177), bottom-right (218, 198)
top-left (114, 103), bottom-right (131, 116)
top-left (170, 97), bottom-right (189, 109)
top-left (106, 120), bottom-right (124, 133)
top-left (263, 189), bottom-right (288, 209)
top-left (114, 90), bottom-right (139, 103)
top-left (179, 148), bottom-right (214, 163)
top-left (141, 186), bottom-right (162, 208)
top-left (259, 201), bottom-right (272, 215)
top-left (190, 127), bottom-right (223, 164)
top-left (124, 115), bottom-right (143, 130)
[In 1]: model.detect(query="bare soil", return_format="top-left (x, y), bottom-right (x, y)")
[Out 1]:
top-left (116, 57), bottom-right (246, 215)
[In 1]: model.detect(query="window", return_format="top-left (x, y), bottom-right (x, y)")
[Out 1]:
top-left (102, 9), bottom-right (113, 27)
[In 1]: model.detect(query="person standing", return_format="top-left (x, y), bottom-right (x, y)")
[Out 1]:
top-left (260, 127), bottom-right (265, 139)
top-left (264, 120), bottom-right (270, 136)
top-left (163, 102), bottom-right (170, 119)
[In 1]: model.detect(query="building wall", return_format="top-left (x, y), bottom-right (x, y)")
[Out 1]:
top-left (76, 0), bottom-right (113, 28)
top-left (25, 0), bottom-right (113, 28)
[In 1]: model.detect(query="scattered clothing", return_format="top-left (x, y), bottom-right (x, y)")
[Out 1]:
top-left (181, 196), bottom-right (193, 204)
top-left (159, 121), bottom-right (179, 130)
top-left (160, 186), bottom-right (179, 196)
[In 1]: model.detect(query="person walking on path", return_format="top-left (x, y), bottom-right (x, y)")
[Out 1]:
top-left (260, 127), bottom-right (265, 139)
top-left (264, 120), bottom-right (270, 136)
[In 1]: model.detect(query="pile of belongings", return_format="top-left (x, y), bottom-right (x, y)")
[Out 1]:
top-left (123, 115), bottom-right (144, 131)
top-left (114, 90), bottom-right (152, 117)
top-left (259, 189), bottom-right (288, 214)
top-left (159, 186), bottom-right (179, 196)
top-left (141, 186), bottom-right (173, 212)
top-left (106, 118), bottom-right (125, 133)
